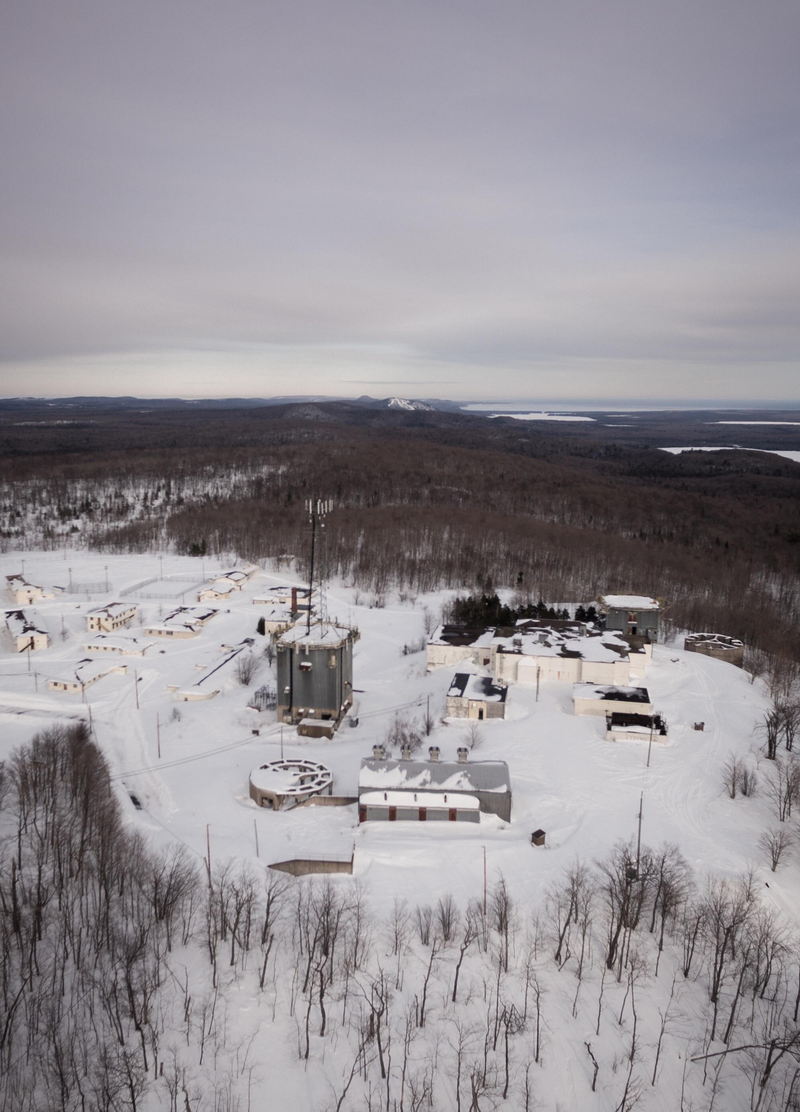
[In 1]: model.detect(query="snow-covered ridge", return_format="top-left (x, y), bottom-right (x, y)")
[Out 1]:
top-left (386, 396), bottom-right (434, 411)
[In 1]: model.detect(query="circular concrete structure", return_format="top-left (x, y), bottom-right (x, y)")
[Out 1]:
top-left (249, 758), bottom-right (333, 809)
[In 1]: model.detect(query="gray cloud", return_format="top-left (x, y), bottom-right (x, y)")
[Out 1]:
top-left (1, 0), bottom-right (799, 401)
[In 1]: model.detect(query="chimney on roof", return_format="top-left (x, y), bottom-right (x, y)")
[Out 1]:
top-left (399, 743), bottom-right (413, 760)
top-left (291, 587), bottom-right (298, 613)
top-left (428, 746), bottom-right (440, 762)
top-left (372, 744), bottom-right (386, 761)
top-left (457, 746), bottom-right (469, 763)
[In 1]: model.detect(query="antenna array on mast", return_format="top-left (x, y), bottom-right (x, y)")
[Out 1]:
top-left (305, 498), bottom-right (333, 634)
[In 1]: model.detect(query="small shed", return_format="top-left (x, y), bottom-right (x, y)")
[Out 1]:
top-left (606, 712), bottom-right (667, 743)
top-left (446, 672), bottom-right (508, 720)
top-left (297, 717), bottom-right (337, 739)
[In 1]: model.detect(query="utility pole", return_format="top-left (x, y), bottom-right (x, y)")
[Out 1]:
top-left (635, 791), bottom-right (644, 873)
top-left (156, 713), bottom-right (161, 759)
top-left (133, 668), bottom-right (140, 709)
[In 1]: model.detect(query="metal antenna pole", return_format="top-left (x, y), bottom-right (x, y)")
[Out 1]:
top-left (306, 502), bottom-right (316, 635)
top-left (305, 498), bottom-right (332, 635)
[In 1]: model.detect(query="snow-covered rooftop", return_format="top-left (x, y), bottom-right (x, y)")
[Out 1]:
top-left (279, 620), bottom-right (352, 647)
top-left (573, 683), bottom-right (651, 702)
top-left (359, 758), bottom-right (510, 793)
top-left (4, 609), bottom-right (46, 637)
top-left (600, 594), bottom-right (659, 610)
top-left (84, 633), bottom-right (154, 654)
top-left (495, 624), bottom-right (629, 663)
top-left (88, 602), bottom-right (136, 617)
top-left (447, 672), bottom-right (508, 702)
top-left (249, 758), bottom-right (332, 797)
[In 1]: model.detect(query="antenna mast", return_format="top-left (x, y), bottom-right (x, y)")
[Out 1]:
top-left (305, 498), bottom-right (332, 634)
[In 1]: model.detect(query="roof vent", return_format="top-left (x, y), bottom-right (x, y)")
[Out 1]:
top-left (456, 746), bottom-right (469, 763)
top-left (428, 746), bottom-right (440, 762)
top-left (372, 744), bottom-right (387, 760)
top-left (399, 744), bottom-right (413, 760)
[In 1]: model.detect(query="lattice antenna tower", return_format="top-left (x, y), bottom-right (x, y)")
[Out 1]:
top-left (305, 498), bottom-right (332, 634)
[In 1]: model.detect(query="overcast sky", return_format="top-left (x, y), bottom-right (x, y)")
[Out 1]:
top-left (2, 0), bottom-right (799, 403)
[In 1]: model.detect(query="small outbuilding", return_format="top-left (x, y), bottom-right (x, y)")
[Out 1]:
top-left (605, 712), bottom-right (667, 743)
top-left (446, 672), bottom-right (508, 720)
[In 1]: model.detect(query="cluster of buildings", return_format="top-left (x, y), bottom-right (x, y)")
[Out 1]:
top-left (430, 595), bottom-right (661, 724)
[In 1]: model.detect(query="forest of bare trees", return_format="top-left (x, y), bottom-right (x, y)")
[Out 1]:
top-left (3, 724), bottom-right (800, 1111)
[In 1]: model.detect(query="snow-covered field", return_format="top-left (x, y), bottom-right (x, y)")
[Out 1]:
top-left (2, 549), bottom-right (798, 1111)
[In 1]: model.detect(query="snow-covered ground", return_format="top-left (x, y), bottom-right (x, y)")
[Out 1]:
top-left (0, 550), bottom-right (775, 897)
top-left (2, 549), bottom-right (797, 1110)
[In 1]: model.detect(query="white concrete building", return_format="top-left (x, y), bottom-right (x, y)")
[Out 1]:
top-left (5, 574), bottom-right (59, 606)
top-left (49, 659), bottom-right (128, 694)
top-left (144, 606), bottom-right (218, 638)
top-left (197, 566), bottom-right (256, 601)
top-left (5, 610), bottom-right (49, 652)
top-left (84, 633), bottom-right (155, 656)
top-left (86, 603), bottom-right (138, 632)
